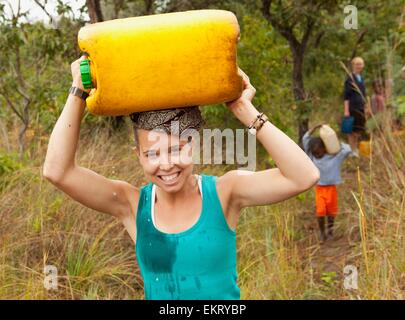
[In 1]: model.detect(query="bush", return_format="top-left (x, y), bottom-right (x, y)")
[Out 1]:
top-left (0, 152), bottom-right (22, 176)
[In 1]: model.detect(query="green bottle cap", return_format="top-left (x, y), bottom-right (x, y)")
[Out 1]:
top-left (80, 59), bottom-right (93, 89)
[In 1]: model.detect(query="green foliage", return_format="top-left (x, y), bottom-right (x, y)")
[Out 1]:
top-left (0, 153), bottom-right (23, 176)
top-left (366, 112), bottom-right (384, 131)
top-left (321, 271), bottom-right (337, 286)
top-left (66, 236), bottom-right (95, 279)
top-left (395, 96), bottom-right (405, 119)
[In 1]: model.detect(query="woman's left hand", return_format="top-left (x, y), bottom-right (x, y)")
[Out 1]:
top-left (226, 68), bottom-right (259, 127)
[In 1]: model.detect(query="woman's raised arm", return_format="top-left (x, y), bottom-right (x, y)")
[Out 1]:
top-left (220, 69), bottom-right (320, 210)
top-left (42, 56), bottom-right (138, 229)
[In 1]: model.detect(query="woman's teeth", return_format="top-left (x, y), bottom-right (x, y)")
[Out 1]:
top-left (160, 172), bottom-right (180, 182)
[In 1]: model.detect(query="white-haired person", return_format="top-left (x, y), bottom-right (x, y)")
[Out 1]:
top-left (343, 56), bottom-right (367, 157)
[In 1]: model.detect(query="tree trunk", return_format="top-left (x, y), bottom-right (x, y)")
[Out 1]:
top-left (291, 46), bottom-right (309, 145)
top-left (86, 0), bottom-right (104, 23)
top-left (18, 98), bottom-right (30, 158)
top-left (144, 0), bottom-right (154, 14)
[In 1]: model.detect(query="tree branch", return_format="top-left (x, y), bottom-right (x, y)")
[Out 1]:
top-left (351, 28), bottom-right (368, 60)
top-left (301, 18), bottom-right (315, 53)
top-left (0, 92), bottom-right (25, 123)
top-left (314, 30), bottom-right (325, 48)
top-left (261, 0), bottom-right (300, 48)
top-left (33, 0), bottom-right (53, 23)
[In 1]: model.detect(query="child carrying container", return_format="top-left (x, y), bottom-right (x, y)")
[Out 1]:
top-left (302, 125), bottom-right (352, 242)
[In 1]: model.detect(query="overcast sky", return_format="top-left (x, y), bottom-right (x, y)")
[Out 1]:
top-left (2, 0), bottom-right (88, 22)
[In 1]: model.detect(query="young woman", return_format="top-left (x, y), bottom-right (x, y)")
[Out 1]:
top-left (43, 56), bottom-right (320, 300)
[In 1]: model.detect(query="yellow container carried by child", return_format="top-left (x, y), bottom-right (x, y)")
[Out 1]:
top-left (319, 125), bottom-right (341, 154)
top-left (78, 9), bottom-right (243, 116)
top-left (359, 140), bottom-right (371, 157)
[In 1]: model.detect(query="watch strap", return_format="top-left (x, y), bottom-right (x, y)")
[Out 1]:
top-left (69, 86), bottom-right (89, 101)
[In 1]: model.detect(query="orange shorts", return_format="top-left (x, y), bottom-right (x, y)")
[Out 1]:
top-left (315, 185), bottom-right (338, 217)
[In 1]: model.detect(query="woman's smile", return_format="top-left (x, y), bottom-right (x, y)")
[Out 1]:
top-left (157, 170), bottom-right (182, 185)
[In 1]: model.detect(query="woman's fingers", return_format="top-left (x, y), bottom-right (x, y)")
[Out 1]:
top-left (238, 68), bottom-right (249, 81)
top-left (226, 67), bottom-right (256, 107)
top-left (70, 55), bottom-right (90, 90)
top-left (238, 68), bottom-right (256, 101)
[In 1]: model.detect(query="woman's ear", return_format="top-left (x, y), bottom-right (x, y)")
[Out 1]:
top-left (132, 146), bottom-right (140, 157)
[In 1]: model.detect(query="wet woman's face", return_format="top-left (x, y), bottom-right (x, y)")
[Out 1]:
top-left (135, 129), bottom-right (194, 192)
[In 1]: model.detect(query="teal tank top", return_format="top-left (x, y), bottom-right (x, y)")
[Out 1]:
top-left (135, 174), bottom-right (240, 300)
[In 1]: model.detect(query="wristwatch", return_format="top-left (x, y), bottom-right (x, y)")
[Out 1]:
top-left (69, 86), bottom-right (89, 101)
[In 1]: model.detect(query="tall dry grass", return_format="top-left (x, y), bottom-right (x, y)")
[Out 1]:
top-left (0, 112), bottom-right (403, 299)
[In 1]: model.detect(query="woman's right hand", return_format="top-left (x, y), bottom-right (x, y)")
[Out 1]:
top-left (70, 55), bottom-right (90, 92)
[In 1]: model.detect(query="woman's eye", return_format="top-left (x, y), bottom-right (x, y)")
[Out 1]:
top-left (146, 151), bottom-right (158, 158)
top-left (170, 145), bottom-right (184, 155)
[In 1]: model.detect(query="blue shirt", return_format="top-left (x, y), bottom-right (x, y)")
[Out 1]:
top-left (302, 132), bottom-right (352, 185)
top-left (355, 74), bottom-right (363, 83)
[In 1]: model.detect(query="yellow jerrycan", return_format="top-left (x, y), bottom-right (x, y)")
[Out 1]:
top-left (78, 9), bottom-right (243, 116)
top-left (319, 125), bottom-right (341, 155)
top-left (359, 140), bottom-right (371, 157)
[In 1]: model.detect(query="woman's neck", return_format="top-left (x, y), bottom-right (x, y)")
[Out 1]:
top-left (155, 174), bottom-right (199, 206)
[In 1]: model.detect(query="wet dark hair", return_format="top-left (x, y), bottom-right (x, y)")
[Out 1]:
top-left (309, 137), bottom-right (326, 159)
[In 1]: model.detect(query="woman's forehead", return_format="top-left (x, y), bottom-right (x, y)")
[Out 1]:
top-left (138, 129), bottom-right (188, 149)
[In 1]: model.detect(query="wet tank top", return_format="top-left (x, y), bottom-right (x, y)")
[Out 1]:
top-left (135, 174), bottom-right (240, 300)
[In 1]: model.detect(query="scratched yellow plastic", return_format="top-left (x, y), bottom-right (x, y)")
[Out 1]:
top-left (78, 9), bottom-right (243, 116)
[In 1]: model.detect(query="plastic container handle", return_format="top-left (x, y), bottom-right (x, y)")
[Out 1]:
top-left (80, 59), bottom-right (93, 89)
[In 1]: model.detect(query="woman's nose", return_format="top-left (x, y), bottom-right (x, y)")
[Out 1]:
top-left (158, 154), bottom-right (174, 170)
